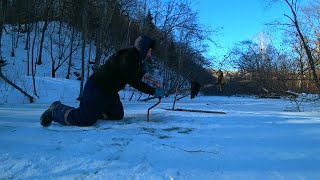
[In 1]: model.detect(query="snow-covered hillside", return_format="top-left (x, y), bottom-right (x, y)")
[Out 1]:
top-left (0, 23), bottom-right (89, 103)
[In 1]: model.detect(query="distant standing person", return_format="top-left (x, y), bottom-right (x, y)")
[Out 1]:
top-left (216, 69), bottom-right (225, 91)
top-left (40, 35), bottom-right (165, 127)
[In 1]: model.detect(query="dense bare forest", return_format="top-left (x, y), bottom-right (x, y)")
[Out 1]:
top-left (0, 0), bottom-right (222, 96)
top-left (0, 0), bottom-right (319, 97)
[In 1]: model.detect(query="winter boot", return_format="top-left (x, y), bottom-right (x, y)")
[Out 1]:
top-left (40, 101), bottom-right (61, 127)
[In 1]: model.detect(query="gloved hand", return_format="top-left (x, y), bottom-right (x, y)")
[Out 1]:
top-left (154, 87), bottom-right (165, 98)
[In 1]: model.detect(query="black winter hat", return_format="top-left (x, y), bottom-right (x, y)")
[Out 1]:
top-left (134, 35), bottom-right (155, 60)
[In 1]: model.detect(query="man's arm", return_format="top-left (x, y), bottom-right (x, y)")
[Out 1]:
top-left (118, 48), bottom-right (156, 95)
top-left (128, 78), bottom-right (155, 95)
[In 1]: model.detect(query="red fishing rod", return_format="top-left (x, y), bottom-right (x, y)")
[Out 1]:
top-left (143, 74), bottom-right (162, 122)
top-left (147, 98), bottom-right (161, 122)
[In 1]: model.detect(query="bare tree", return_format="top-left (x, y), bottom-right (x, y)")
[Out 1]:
top-left (228, 39), bottom-right (293, 95)
top-left (0, 1), bottom-right (34, 102)
top-left (31, 21), bottom-right (39, 97)
top-left (79, 0), bottom-right (88, 99)
top-left (143, 0), bottom-right (216, 89)
top-left (36, 0), bottom-right (54, 65)
top-left (45, 22), bottom-right (77, 78)
top-left (267, 0), bottom-right (320, 93)
top-left (0, 67), bottom-right (34, 103)
top-left (285, 0), bottom-right (320, 92)
top-left (66, 25), bottom-right (75, 79)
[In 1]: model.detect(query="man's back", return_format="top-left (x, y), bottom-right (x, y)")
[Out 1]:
top-left (89, 47), bottom-right (140, 95)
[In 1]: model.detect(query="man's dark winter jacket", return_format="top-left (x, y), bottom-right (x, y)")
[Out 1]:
top-left (89, 36), bottom-right (156, 96)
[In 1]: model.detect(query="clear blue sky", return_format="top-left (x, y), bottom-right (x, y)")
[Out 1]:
top-left (195, 0), bottom-right (287, 59)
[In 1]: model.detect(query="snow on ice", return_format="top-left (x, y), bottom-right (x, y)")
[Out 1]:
top-left (0, 78), bottom-right (320, 179)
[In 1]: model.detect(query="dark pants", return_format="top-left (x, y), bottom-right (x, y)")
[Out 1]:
top-left (52, 79), bottom-right (124, 126)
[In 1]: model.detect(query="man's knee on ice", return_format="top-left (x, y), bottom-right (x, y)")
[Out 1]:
top-left (108, 111), bottom-right (124, 120)
top-left (100, 111), bottom-right (124, 121)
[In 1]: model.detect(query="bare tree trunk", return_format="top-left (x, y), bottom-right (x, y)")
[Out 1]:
top-left (79, 1), bottom-right (87, 100)
top-left (36, 0), bottom-right (53, 65)
top-left (94, 36), bottom-right (103, 72)
top-left (25, 24), bottom-right (30, 50)
top-left (0, 0), bottom-right (5, 60)
top-left (87, 41), bottom-right (92, 78)
top-left (163, 35), bottom-right (168, 89)
top-left (26, 24), bottom-right (31, 76)
top-left (172, 40), bottom-right (183, 110)
top-left (11, 26), bottom-right (15, 57)
top-left (24, 0), bottom-right (33, 76)
top-left (79, 35), bottom-right (86, 99)
top-left (36, 20), bottom-right (48, 65)
top-left (31, 22), bottom-right (38, 97)
top-left (0, 68), bottom-right (34, 103)
top-left (49, 33), bottom-right (56, 78)
top-left (66, 26), bottom-right (75, 79)
top-left (15, 24), bottom-right (20, 48)
top-left (0, 23), bottom-right (2, 59)
top-left (129, 89), bottom-right (135, 101)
